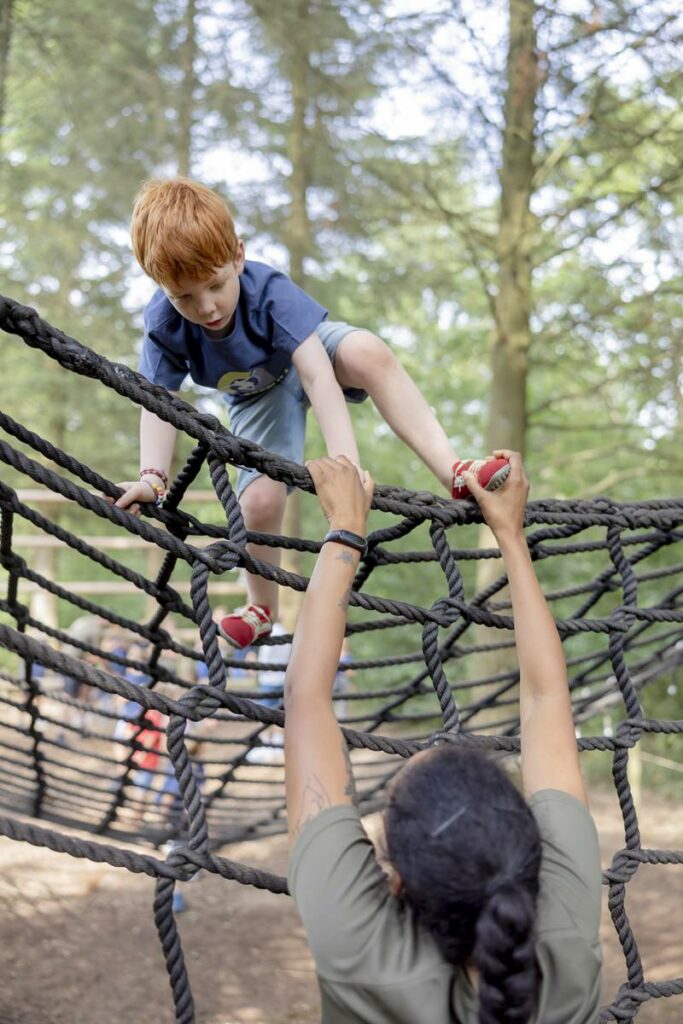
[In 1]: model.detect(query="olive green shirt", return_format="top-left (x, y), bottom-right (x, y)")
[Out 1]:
top-left (289, 789), bottom-right (602, 1023)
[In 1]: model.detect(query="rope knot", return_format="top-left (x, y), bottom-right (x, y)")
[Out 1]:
top-left (430, 595), bottom-right (463, 628)
top-left (204, 540), bottom-right (244, 575)
top-left (162, 842), bottom-right (201, 884)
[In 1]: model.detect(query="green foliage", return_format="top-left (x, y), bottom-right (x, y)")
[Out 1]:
top-left (0, 0), bottom-right (681, 758)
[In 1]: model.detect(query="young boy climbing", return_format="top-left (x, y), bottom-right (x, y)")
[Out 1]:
top-left (113, 178), bottom-right (509, 648)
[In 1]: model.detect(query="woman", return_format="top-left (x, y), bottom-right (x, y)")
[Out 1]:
top-left (284, 452), bottom-right (602, 1024)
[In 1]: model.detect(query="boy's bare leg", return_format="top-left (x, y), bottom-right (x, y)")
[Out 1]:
top-left (240, 475), bottom-right (287, 619)
top-left (333, 330), bottom-right (458, 491)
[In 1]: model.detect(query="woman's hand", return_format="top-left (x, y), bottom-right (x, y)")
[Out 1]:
top-left (464, 449), bottom-right (528, 542)
top-left (306, 456), bottom-right (374, 536)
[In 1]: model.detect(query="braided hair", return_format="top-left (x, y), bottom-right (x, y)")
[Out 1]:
top-left (384, 744), bottom-right (542, 1023)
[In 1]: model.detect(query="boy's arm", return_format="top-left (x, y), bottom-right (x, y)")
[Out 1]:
top-left (465, 452), bottom-right (588, 806)
top-left (285, 456), bottom-right (374, 844)
top-left (110, 404), bottom-right (178, 513)
top-left (291, 333), bottom-right (360, 467)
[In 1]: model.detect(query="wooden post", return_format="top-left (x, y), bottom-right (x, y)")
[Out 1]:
top-left (628, 743), bottom-right (643, 811)
top-left (29, 543), bottom-right (58, 630)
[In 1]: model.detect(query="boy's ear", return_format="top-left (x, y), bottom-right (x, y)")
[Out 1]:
top-left (235, 239), bottom-right (245, 272)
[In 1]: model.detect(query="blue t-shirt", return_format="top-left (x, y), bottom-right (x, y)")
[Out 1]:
top-left (138, 260), bottom-right (327, 403)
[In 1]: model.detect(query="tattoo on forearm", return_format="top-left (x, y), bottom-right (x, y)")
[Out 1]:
top-left (342, 740), bottom-right (358, 805)
top-left (330, 551), bottom-right (356, 609)
top-left (295, 772), bottom-right (332, 835)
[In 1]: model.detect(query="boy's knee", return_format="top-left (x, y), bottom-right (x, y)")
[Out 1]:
top-left (240, 476), bottom-right (287, 526)
top-left (339, 331), bottom-right (396, 387)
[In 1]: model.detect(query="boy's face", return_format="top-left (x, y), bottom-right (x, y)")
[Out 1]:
top-left (164, 241), bottom-right (245, 337)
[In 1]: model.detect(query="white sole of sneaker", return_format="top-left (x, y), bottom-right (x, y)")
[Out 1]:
top-left (485, 464), bottom-right (511, 492)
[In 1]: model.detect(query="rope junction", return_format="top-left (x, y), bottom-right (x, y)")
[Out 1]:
top-left (0, 295), bottom-right (681, 1022)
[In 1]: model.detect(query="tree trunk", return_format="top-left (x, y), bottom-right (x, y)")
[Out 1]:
top-left (286, 1), bottom-right (312, 289)
top-left (279, 1), bottom-right (312, 632)
top-left (474, 0), bottom-right (538, 732)
top-left (177, 0), bottom-right (197, 177)
top-left (0, 0), bottom-right (15, 156)
top-left (488, 0), bottom-right (537, 455)
top-left (673, 333), bottom-right (683, 429)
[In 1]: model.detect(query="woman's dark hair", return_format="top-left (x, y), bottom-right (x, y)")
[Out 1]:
top-left (384, 744), bottom-right (542, 1024)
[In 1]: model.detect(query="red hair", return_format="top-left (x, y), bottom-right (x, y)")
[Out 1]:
top-left (131, 178), bottom-right (240, 288)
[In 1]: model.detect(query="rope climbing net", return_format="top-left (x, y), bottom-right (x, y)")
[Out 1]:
top-left (0, 296), bottom-right (682, 1023)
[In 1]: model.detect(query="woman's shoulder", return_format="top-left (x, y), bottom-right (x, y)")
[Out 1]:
top-left (530, 787), bottom-right (600, 858)
top-left (530, 791), bottom-right (603, 1023)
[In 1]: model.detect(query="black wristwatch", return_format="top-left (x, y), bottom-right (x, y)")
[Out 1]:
top-left (322, 529), bottom-right (368, 557)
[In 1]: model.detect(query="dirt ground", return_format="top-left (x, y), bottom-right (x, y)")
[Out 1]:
top-left (0, 786), bottom-right (681, 1024)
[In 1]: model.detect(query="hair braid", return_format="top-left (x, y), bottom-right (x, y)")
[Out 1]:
top-left (384, 745), bottom-right (543, 1023)
top-left (474, 883), bottom-right (538, 1024)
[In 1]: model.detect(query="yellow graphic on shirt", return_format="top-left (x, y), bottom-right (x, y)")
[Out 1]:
top-left (217, 369), bottom-right (271, 397)
top-left (217, 365), bottom-right (289, 398)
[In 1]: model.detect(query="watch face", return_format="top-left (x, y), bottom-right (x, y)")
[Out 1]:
top-left (325, 529), bottom-right (367, 554)
top-left (340, 531), bottom-right (366, 552)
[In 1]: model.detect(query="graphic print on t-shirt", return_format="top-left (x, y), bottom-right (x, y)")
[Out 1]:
top-left (217, 366), bottom-right (286, 397)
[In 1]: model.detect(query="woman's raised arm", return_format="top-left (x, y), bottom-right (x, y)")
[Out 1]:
top-left (284, 456), bottom-right (374, 843)
top-left (465, 452), bottom-right (587, 805)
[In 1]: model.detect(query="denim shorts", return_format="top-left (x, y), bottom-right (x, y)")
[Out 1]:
top-left (228, 320), bottom-right (368, 496)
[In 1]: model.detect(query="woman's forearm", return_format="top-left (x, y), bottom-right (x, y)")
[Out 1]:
top-left (498, 531), bottom-right (569, 702)
top-left (466, 453), bottom-right (584, 801)
top-left (283, 456), bottom-right (373, 839)
top-left (286, 538), bottom-right (361, 705)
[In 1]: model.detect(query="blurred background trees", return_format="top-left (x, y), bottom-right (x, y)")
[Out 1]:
top-left (0, 0), bottom-right (681, 776)
top-left (2, 0), bottom-right (680, 493)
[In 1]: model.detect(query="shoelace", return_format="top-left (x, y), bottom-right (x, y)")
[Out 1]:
top-left (453, 458), bottom-right (488, 486)
top-left (236, 605), bottom-right (271, 631)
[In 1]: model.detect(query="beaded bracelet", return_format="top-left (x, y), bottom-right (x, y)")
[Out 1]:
top-left (139, 467), bottom-right (169, 488)
top-left (141, 479), bottom-right (166, 507)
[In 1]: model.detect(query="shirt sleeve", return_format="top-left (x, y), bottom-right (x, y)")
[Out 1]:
top-left (530, 789), bottom-right (603, 940)
top-left (289, 806), bottom-right (390, 972)
top-left (289, 805), bottom-right (437, 982)
top-left (138, 331), bottom-right (189, 389)
top-left (530, 790), bottom-right (603, 1024)
top-left (261, 271), bottom-right (327, 355)
top-left (289, 806), bottom-right (461, 1023)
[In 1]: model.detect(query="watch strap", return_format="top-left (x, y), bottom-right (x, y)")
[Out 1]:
top-left (322, 529), bottom-right (368, 556)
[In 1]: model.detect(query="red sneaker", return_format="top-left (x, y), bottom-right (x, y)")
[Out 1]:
top-left (219, 604), bottom-right (272, 649)
top-left (451, 457), bottom-right (510, 500)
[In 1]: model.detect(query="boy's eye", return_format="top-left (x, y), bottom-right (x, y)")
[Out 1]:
top-left (210, 281), bottom-right (224, 291)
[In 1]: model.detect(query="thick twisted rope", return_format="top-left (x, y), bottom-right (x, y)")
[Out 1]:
top-left (0, 295), bottom-right (682, 1022)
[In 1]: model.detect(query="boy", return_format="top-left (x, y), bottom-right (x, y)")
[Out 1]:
top-left (114, 178), bottom-right (509, 648)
